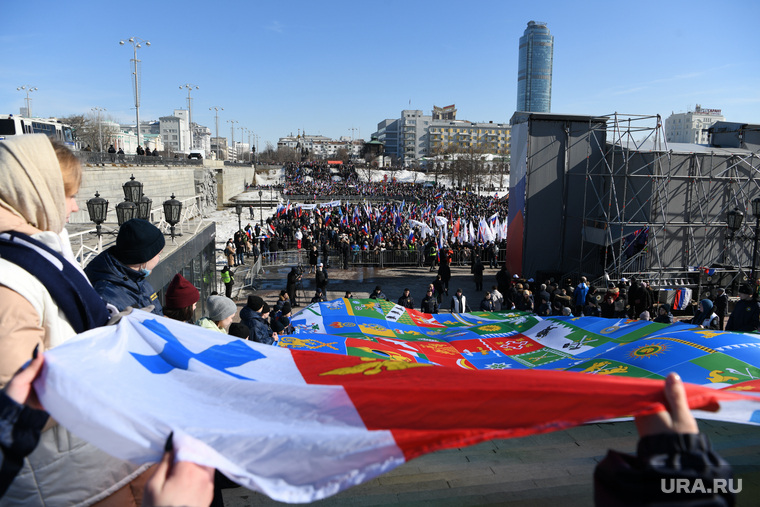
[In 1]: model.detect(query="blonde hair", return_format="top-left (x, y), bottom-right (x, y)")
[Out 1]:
top-left (50, 139), bottom-right (82, 197)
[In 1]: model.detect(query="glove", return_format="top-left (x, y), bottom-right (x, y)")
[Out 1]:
top-left (106, 305), bottom-right (155, 326)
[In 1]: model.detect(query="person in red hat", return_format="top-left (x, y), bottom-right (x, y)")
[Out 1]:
top-left (163, 274), bottom-right (200, 323)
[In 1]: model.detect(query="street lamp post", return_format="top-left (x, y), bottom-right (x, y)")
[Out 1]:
top-left (751, 198), bottom-right (760, 279)
top-left (91, 107), bottom-right (106, 152)
top-left (258, 190), bottom-right (263, 226)
top-left (180, 84), bottom-right (199, 150)
top-left (239, 126), bottom-right (246, 161)
top-left (227, 119), bottom-right (238, 161)
top-left (235, 203), bottom-right (243, 232)
top-left (119, 37), bottom-right (151, 149)
top-left (209, 106), bottom-right (223, 159)
top-left (16, 85), bottom-right (38, 118)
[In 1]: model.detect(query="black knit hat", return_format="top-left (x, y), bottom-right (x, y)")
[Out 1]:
top-left (114, 219), bottom-right (165, 265)
top-left (271, 316), bottom-right (290, 333)
top-left (247, 295), bottom-right (264, 312)
top-left (281, 301), bottom-right (292, 315)
top-left (228, 322), bottom-right (250, 339)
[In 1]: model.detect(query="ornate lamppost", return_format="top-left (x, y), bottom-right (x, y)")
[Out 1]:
top-left (163, 193), bottom-right (183, 243)
top-left (123, 174), bottom-right (143, 203)
top-left (115, 199), bottom-right (137, 226)
top-left (86, 191), bottom-right (109, 245)
top-left (258, 190), bottom-right (263, 226)
top-left (136, 195), bottom-right (153, 221)
top-left (235, 203), bottom-right (243, 232)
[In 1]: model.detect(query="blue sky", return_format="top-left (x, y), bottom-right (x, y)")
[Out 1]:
top-left (2, 0), bottom-right (758, 149)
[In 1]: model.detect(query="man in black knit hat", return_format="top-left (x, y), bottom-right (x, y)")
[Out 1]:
top-left (85, 218), bottom-right (165, 315)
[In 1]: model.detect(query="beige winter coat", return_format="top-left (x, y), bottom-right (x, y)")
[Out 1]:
top-left (0, 135), bottom-right (151, 507)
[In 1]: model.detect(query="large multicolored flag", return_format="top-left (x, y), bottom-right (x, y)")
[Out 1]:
top-left (35, 307), bottom-right (760, 503)
top-left (286, 300), bottom-right (760, 400)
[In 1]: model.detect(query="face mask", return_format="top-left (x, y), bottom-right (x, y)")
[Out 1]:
top-left (140, 268), bottom-right (151, 276)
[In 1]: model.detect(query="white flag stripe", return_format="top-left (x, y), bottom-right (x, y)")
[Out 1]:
top-left (36, 311), bottom-right (405, 503)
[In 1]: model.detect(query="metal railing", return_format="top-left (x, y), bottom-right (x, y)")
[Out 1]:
top-left (259, 250), bottom-right (307, 267)
top-left (77, 152), bottom-right (203, 166)
top-left (154, 196), bottom-right (206, 238)
top-left (243, 254), bottom-right (263, 290)
top-left (69, 227), bottom-right (115, 269)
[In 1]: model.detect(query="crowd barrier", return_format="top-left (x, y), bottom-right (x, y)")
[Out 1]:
top-left (77, 152), bottom-right (203, 167)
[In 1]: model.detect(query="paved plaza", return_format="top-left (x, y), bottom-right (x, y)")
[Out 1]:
top-left (220, 262), bottom-right (760, 506)
top-left (222, 419), bottom-right (760, 506)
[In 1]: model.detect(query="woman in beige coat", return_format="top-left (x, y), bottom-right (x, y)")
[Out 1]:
top-left (0, 135), bottom-right (153, 506)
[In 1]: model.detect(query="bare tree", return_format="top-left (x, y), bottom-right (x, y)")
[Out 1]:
top-left (60, 113), bottom-right (120, 152)
top-left (334, 147), bottom-right (349, 164)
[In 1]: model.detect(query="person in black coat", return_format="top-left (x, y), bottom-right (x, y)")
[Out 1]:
top-left (315, 263), bottom-right (328, 293)
top-left (308, 245), bottom-right (318, 273)
top-left (726, 284), bottom-right (760, 332)
top-left (471, 257), bottom-right (485, 292)
top-left (653, 304), bottom-right (674, 324)
top-left (369, 286), bottom-right (388, 301)
top-left (286, 267), bottom-right (301, 307)
top-left (495, 265), bottom-right (511, 297)
top-left (714, 287), bottom-right (728, 330)
top-left (397, 288), bottom-right (414, 309)
top-left (420, 289), bottom-right (438, 314)
top-left (438, 262), bottom-right (451, 294)
top-left (480, 292), bottom-right (494, 312)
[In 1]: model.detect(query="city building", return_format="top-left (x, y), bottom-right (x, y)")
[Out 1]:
top-left (192, 124), bottom-right (212, 154)
top-left (210, 137), bottom-right (229, 161)
top-left (374, 119), bottom-right (400, 161)
top-left (517, 21), bottom-right (554, 113)
top-left (664, 105), bottom-right (726, 144)
top-left (429, 120), bottom-right (510, 157)
top-left (109, 121), bottom-right (164, 153)
top-left (373, 106), bottom-right (510, 166)
top-left (159, 110), bottom-right (191, 154)
top-left (373, 110), bottom-right (432, 165)
top-left (276, 133), bottom-right (363, 159)
top-left (432, 105), bottom-right (457, 120)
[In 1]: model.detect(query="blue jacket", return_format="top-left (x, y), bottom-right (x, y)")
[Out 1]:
top-left (84, 248), bottom-right (163, 315)
top-left (573, 282), bottom-right (589, 307)
top-left (239, 305), bottom-right (274, 345)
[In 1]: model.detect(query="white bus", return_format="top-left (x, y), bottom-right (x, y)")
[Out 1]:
top-left (0, 114), bottom-right (76, 150)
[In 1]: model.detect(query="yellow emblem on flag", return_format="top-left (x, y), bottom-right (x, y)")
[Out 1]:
top-left (707, 370), bottom-right (739, 383)
top-left (279, 337), bottom-right (340, 351)
top-left (320, 357), bottom-right (430, 376)
top-left (359, 323), bottom-right (396, 337)
top-left (628, 343), bottom-right (668, 360)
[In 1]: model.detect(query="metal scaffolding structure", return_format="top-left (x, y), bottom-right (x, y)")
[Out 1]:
top-left (577, 113), bottom-right (760, 294)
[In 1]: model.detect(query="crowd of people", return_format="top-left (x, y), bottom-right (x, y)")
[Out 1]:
top-left (0, 139), bottom-right (743, 506)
